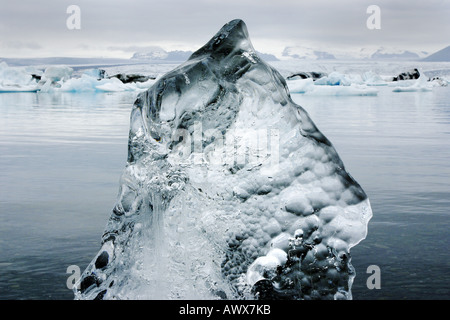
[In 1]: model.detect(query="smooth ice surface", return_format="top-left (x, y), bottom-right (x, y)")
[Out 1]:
top-left (74, 19), bottom-right (372, 300)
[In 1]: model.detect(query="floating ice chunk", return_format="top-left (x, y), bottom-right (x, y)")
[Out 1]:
top-left (133, 78), bottom-right (157, 90)
top-left (429, 77), bottom-right (448, 87)
top-left (0, 61), bottom-right (39, 92)
top-left (287, 78), bottom-right (378, 96)
top-left (75, 19), bottom-right (372, 301)
top-left (95, 77), bottom-right (135, 92)
top-left (286, 78), bottom-right (314, 93)
top-left (392, 86), bottom-right (432, 92)
top-left (345, 74), bottom-right (364, 85)
top-left (43, 73), bottom-right (155, 93)
top-left (0, 62), bottom-right (32, 85)
top-left (109, 73), bottom-right (155, 84)
top-left (37, 79), bottom-right (54, 93)
top-left (391, 68), bottom-right (420, 81)
top-left (286, 71), bottom-right (377, 96)
top-left (287, 71), bottom-right (327, 81)
top-left (57, 74), bottom-right (98, 92)
top-left (42, 66), bottom-right (73, 82)
top-left (392, 74), bottom-right (433, 92)
top-left (0, 62), bottom-right (158, 93)
top-left (83, 68), bottom-right (108, 80)
top-left (314, 72), bottom-right (362, 86)
top-left (0, 85), bottom-right (39, 92)
top-left (306, 84), bottom-right (378, 96)
top-left (387, 79), bottom-right (415, 87)
top-left (362, 71), bottom-right (388, 86)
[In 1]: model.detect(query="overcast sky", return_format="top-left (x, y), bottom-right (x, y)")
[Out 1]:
top-left (0, 0), bottom-right (449, 58)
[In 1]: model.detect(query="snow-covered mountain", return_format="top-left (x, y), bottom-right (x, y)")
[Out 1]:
top-left (279, 46), bottom-right (429, 61)
top-left (131, 46), bottom-right (278, 62)
top-left (367, 47), bottom-right (428, 60)
top-left (131, 46), bottom-right (191, 61)
top-left (423, 45), bottom-right (450, 62)
top-left (282, 46), bottom-right (336, 60)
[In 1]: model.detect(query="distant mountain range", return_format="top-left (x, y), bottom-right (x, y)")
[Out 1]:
top-left (131, 47), bottom-right (279, 61)
top-left (369, 47), bottom-right (429, 60)
top-left (131, 48), bottom-right (191, 61)
top-left (281, 46), bottom-right (432, 61)
top-left (131, 45), bottom-right (448, 62)
top-left (129, 45), bottom-right (444, 62)
top-left (422, 45), bottom-right (450, 62)
top-left (0, 57), bottom-right (132, 67)
top-left (281, 47), bottom-right (336, 60)
top-left (1, 45), bottom-right (449, 67)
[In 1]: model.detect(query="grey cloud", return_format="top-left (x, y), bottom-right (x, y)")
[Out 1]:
top-left (2, 41), bottom-right (42, 50)
top-left (107, 45), bottom-right (166, 53)
top-left (0, 0), bottom-right (448, 58)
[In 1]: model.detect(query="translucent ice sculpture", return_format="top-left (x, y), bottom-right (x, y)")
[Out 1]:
top-left (74, 19), bottom-right (372, 300)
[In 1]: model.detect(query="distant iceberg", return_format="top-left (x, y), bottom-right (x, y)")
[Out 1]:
top-left (285, 70), bottom-right (383, 96)
top-left (285, 67), bottom-right (449, 95)
top-left (0, 61), bottom-right (157, 93)
top-left (362, 71), bottom-right (389, 86)
top-left (392, 72), bottom-right (433, 92)
top-left (313, 72), bottom-right (363, 86)
top-left (0, 62), bottom-right (40, 92)
top-left (287, 78), bottom-right (378, 96)
top-left (39, 67), bottom-right (157, 93)
top-left (305, 84), bottom-right (378, 96)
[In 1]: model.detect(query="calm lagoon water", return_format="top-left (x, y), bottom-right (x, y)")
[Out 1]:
top-left (0, 64), bottom-right (449, 300)
top-left (292, 86), bottom-right (450, 300)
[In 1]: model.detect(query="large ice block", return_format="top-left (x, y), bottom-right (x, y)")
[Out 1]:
top-left (74, 19), bottom-right (372, 300)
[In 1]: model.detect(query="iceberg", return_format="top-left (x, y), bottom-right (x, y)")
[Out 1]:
top-left (306, 84), bottom-right (378, 96)
top-left (38, 71), bottom-right (157, 93)
top-left (391, 68), bottom-right (420, 82)
top-left (286, 71), bottom-right (327, 81)
top-left (429, 77), bottom-right (448, 87)
top-left (0, 61), bottom-right (39, 92)
top-left (314, 72), bottom-right (363, 86)
top-left (42, 65), bottom-right (73, 82)
top-left (109, 73), bottom-right (155, 84)
top-left (286, 71), bottom-right (378, 95)
top-left (362, 71), bottom-right (388, 86)
top-left (0, 62), bottom-right (156, 93)
top-left (83, 68), bottom-right (108, 80)
top-left (58, 75), bottom-right (134, 92)
top-left (287, 78), bottom-right (378, 96)
top-left (392, 73), bottom-right (433, 92)
top-left (286, 78), bottom-right (315, 94)
top-left (74, 19), bottom-right (372, 300)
